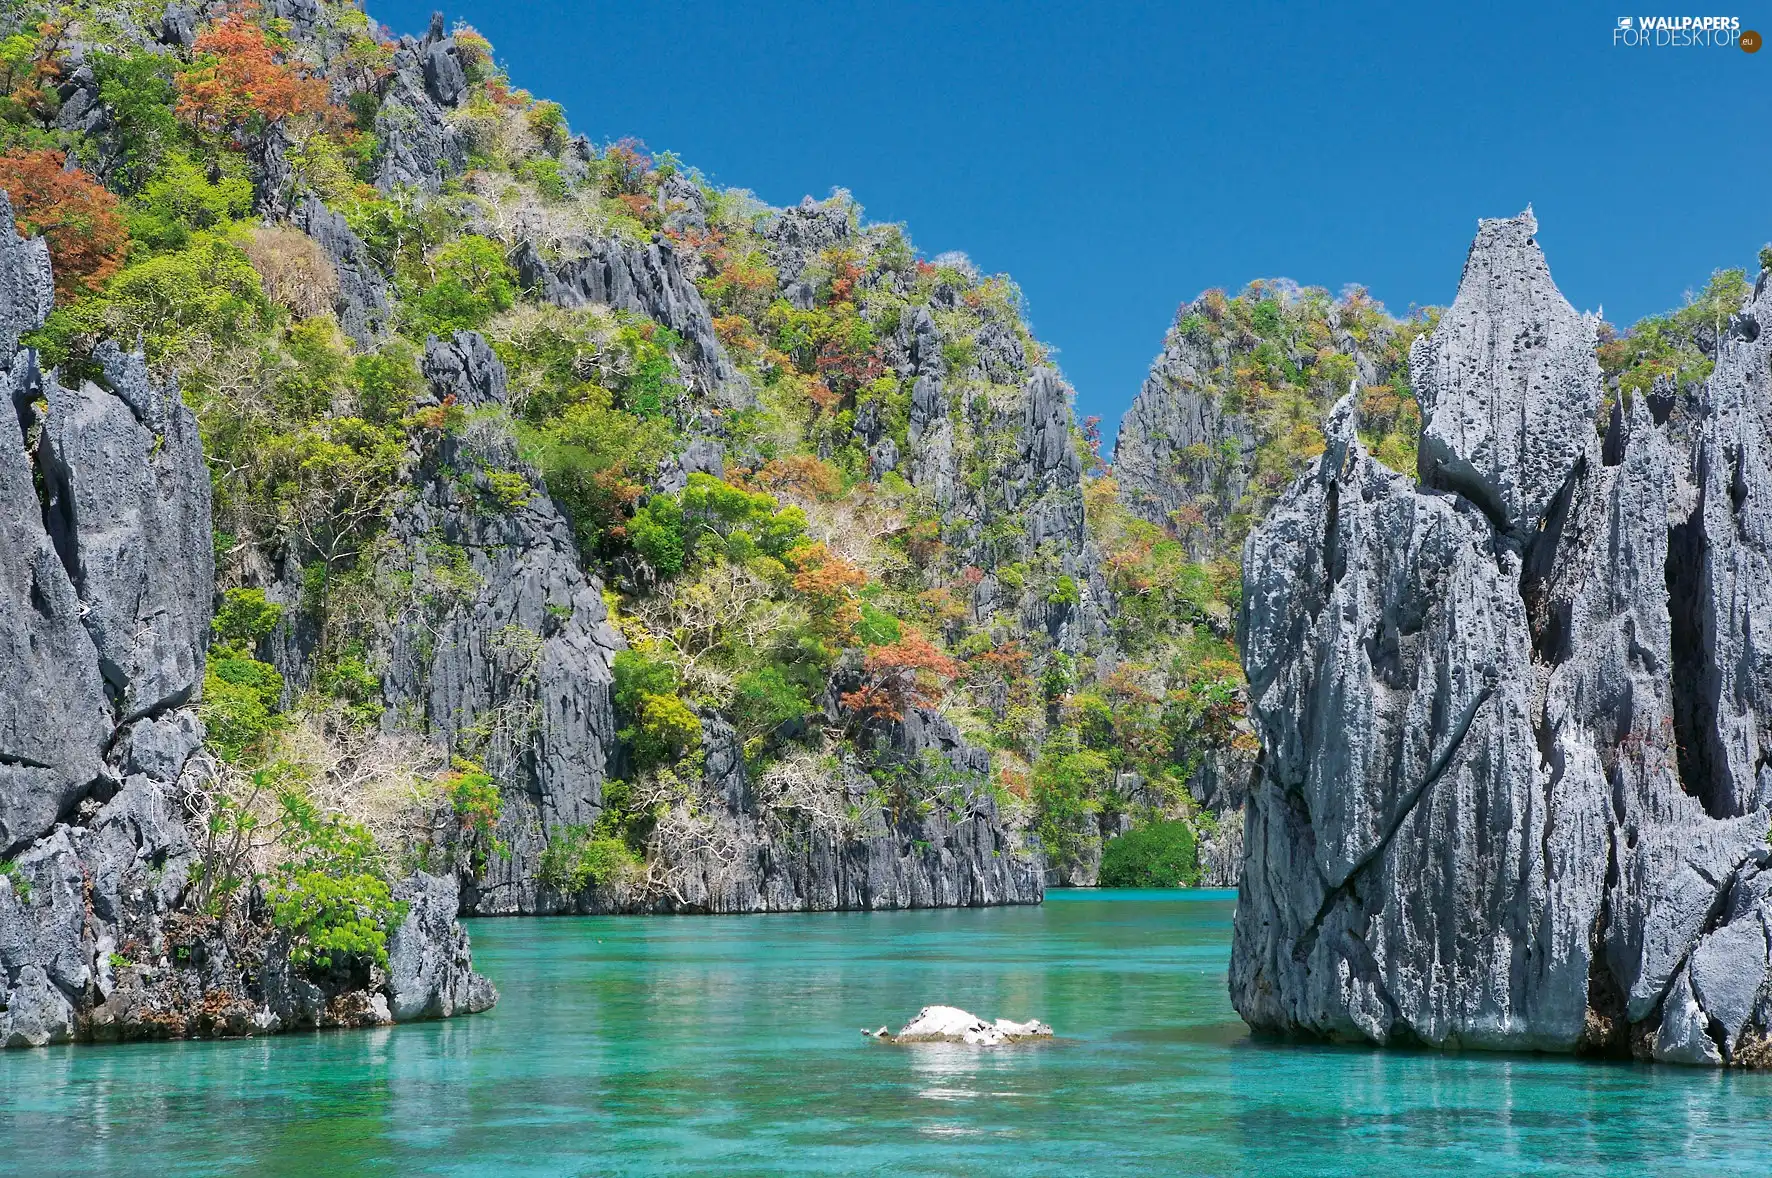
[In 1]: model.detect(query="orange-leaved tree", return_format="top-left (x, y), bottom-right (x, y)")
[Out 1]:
top-left (840, 631), bottom-right (961, 724)
top-left (0, 150), bottom-right (128, 300)
top-left (750, 454), bottom-right (841, 502)
top-left (602, 137), bottom-right (651, 195)
top-left (175, 10), bottom-right (330, 138)
top-left (786, 541), bottom-right (866, 644)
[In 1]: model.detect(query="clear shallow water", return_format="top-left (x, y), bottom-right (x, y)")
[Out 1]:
top-left (4, 890), bottom-right (1771, 1176)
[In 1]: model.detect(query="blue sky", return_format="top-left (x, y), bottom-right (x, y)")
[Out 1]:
top-left (373, 1), bottom-right (1770, 436)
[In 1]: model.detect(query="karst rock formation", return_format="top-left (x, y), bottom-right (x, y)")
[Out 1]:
top-left (1231, 209), bottom-right (1772, 1066)
top-left (0, 194), bottom-right (491, 1047)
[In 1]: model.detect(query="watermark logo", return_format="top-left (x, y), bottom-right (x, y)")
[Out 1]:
top-left (1613, 15), bottom-right (1747, 47)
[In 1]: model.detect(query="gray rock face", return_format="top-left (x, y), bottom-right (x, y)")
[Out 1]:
top-left (54, 64), bottom-right (107, 142)
top-left (421, 32), bottom-right (468, 108)
top-left (0, 213), bottom-right (493, 1047)
top-left (566, 709), bottom-right (1041, 915)
top-left (383, 333), bottom-right (626, 915)
top-left (155, 3), bottom-right (198, 48)
top-left (0, 194), bottom-right (51, 365)
top-left (387, 872), bottom-right (498, 1019)
top-left (1, 209), bottom-right (210, 849)
top-left (1197, 809), bottom-right (1244, 889)
top-left (0, 206), bottom-right (110, 854)
top-left (1412, 210), bottom-right (1603, 538)
top-left (902, 363), bottom-right (1110, 662)
top-left (656, 172), bottom-right (708, 236)
top-left (293, 195), bottom-right (389, 347)
top-left (655, 435), bottom-right (725, 493)
top-left (1023, 369), bottom-right (1083, 488)
top-left (1113, 304), bottom-right (1256, 550)
top-left (520, 236), bottom-right (748, 406)
top-left (38, 344), bottom-right (214, 723)
top-left (373, 35), bottom-right (467, 192)
top-left (1230, 216), bottom-right (1772, 1067)
top-left (761, 196), bottom-right (852, 290)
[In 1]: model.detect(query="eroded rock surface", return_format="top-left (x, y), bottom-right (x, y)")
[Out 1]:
top-left (1411, 208), bottom-right (1604, 538)
top-left (517, 237), bottom-right (748, 406)
top-left (382, 331), bottom-right (625, 916)
top-left (0, 204), bottom-right (493, 1047)
top-left (1230, 211), bottom-right (1772, 1066)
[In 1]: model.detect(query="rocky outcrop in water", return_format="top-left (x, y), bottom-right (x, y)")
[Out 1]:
top-left (877, 1004), bottom-right (1053, 1045)
top-left (1231, 210), bottom-right (1772, 1066)
top-left (613, 701), bottom-right (1041, 914)
top-left (0, 197), bottom-right (492, 1047)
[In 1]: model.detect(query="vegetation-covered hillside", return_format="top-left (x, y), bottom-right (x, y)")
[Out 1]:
top-left (0, 0), bottom-right (1232, 910)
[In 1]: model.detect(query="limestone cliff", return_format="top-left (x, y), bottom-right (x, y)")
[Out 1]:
top-left (0, 195), bottom-right (492, 1047)
top-left (1231, 210), bottom-right (1772, 1067)
top-left (372, 328), bottom-right (1044, 914)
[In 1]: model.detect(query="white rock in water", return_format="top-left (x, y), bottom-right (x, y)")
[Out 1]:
top-left (993, 1017), bottom-right (1053, 1038)
top-left (888, 1005), bottom-right (1052, 1045)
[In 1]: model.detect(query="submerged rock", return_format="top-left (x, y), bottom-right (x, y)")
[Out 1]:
top-left (875, 1005), bottom-right (1054, 1045)
top-left (1230, 211), bottom-right (1772, 1067)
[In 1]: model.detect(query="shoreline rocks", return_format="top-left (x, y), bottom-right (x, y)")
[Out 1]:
top-left (0, 197), bottom-right (494, 1050)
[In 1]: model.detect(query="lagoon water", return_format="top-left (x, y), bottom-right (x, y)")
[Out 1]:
top-left (3, 890), bottom-right (1770, 1175)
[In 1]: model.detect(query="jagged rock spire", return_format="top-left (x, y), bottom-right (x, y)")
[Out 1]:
top-left (1411, 209), bottom-right (1602, 537)
top-left (1231, 212), bottom-right (1772, 1067)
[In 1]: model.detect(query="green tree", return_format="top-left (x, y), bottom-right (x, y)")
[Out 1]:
top-left (407, 235), bottom-right (514, 336)
top-left (90, 50), bottom-right (180, 192)
top-left (266, 787), bottom-right (404, 970)
top-left (124, 150), bottom-right (252, 252)
top-left (1098, 820), bottom-right (1200, 888)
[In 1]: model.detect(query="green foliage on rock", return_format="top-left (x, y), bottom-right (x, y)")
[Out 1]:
top-left (1598, 268), bottom-right (1752, 406)
top-left (1098, 820), bottom-right (1200, 888)
top-left (404, 235), bottom-right (515, 337)
top-left (729, 665), bottom-right (811, 741)
top-left (202, 590), bottom-right (287, 765)
top-left (265, 787), bottom-right (404, 971)
top-left (0, 858), bottom-right (31, 904)
top-left (537, 822), bottom-right (640, 893)
top-left (1030, 742), bottom-right (1110, 865)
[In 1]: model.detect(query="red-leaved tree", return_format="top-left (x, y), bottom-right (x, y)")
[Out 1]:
top-left (0, 150), bottom-right (128, 300)
top-left (176, 10), bottom-right (330, 137)
top-left (840, 632), bottom-right (961, 724)
top-left (787, 541), bottom-right (867, 644)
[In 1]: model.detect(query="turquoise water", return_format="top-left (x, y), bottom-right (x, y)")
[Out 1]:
top-left (3, 890), bottom-right (1770, 1175)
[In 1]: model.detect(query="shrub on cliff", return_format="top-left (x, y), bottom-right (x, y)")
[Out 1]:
top-left (1098, 820), bottom-right (1200, 888)
top-left (265, 787), bottom-right (404, 971)
top-left (202, 589), bottom-right (288, 765)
